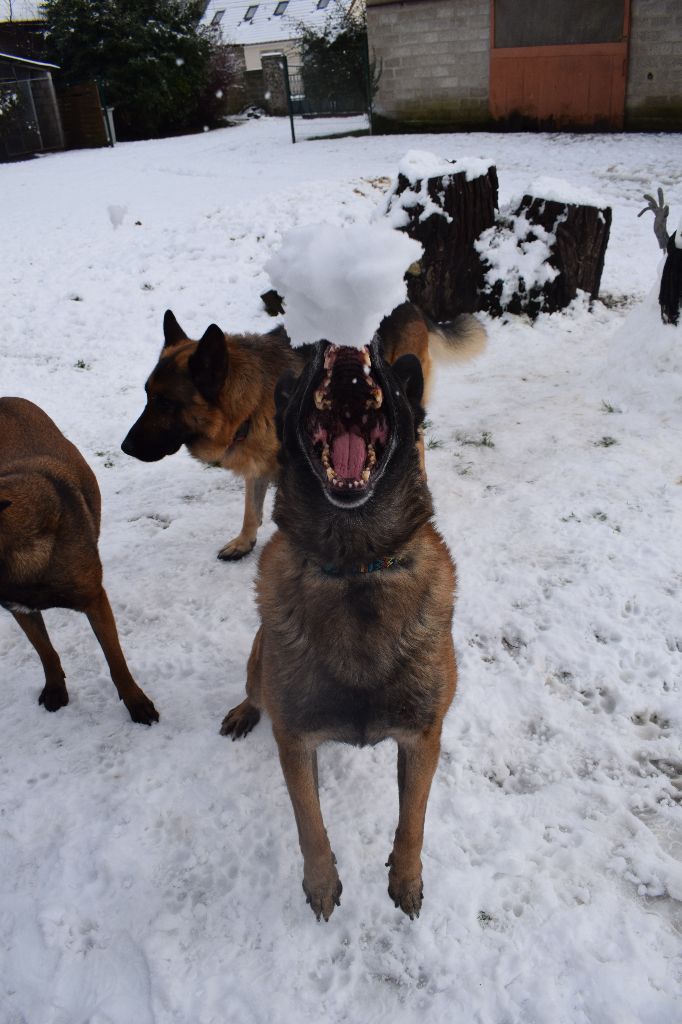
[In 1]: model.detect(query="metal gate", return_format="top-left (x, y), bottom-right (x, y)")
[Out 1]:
top-left (489, 0), bottom-right (630, 130)
top-left (0, 65), bottom-right (64, 161)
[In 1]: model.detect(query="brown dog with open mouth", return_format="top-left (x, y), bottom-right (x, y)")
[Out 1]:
top-left (122, 306), bottom-right (485, 560)
top-left (0, 397), bottom-right (158, 725)
top-left (221, 327), bottom-right (465, 920)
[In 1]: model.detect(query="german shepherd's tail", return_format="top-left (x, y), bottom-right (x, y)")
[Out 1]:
top-left (427, 313), bottom-right (487, 364)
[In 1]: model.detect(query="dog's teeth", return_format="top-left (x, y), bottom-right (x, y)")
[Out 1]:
top-left (314, 390), bottom-right (331, 411)
top-left (361, 468), bottom-right (370, 482)
top-left (326, 466), bottom-right (336, 481)
top-left (363, 365), bottom-right (370, 376)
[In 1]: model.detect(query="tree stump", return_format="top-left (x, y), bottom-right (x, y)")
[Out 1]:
top-left (385, 158), bottom-right (499, 320)
top-left (659, 231), bottom-right (682, 326)
top-left (477, 190), bottom-right (612, 318)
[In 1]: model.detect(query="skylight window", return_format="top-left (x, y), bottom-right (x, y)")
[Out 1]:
top-left (274, 1), bottom-right (288, 13)
top-left (211, 8), bottom-right (225, 23)
top-left (244, 4), bottom-right (258, 20)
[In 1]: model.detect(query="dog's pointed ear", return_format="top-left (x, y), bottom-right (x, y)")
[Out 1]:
top-left (188, 324), bottom-right (229, 404)
top-left (392, 354), bottom-right (426, 433)
top-left (0, 498), bottom-right (12, 513)
top-left (163, 309), bottom-right (187, 349)
top-left (274, 370), bottom-right (299, 441)
top-left (392, 354), bottom-right (424, 409)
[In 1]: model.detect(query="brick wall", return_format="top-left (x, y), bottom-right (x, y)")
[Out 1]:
top-left (367, 0), bottom-right (490, 131)
top-left (626, 0), bottom-right (682, 129)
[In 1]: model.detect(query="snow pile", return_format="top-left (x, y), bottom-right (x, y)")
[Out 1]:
top-left (475, 208), bottom-right (559, 313)
top-left (265, 221), bottom-right (422, 349)
top-left (385, 149), bottom-right (494, 228)
top-left (527, 176), bottom-right (609, 210)
top-left (606, 277), bottom-right (682, 413)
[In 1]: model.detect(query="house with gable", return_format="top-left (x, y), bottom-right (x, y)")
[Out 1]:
top-left (201, 0), bottom-right (362, 113)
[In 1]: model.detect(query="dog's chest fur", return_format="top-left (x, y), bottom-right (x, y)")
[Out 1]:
top-left (258, 533), bottom-right (454, 746)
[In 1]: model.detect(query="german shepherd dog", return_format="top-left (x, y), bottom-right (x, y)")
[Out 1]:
top-left (221, 327), bottom-right (463, 921)
top-left (0, 398), bottom-right (158, 724)
top-left (121, 310), bottom-right (307, 561)
top-left (122, 307), bottom-right (484, 560)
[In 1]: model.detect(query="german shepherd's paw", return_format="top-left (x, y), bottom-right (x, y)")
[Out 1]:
top-left (39, 682), bottom-right (69, 712)
top-left (217, 537), bottom-right (256, 561)
top-left (302, 866), bottom-right (342, 922)
top-left (122, 689), bottom-right (159, 726)
top-left (220, 699), bottom-right (260, 739)
top-left (387, 862), bottom-right (424, 919)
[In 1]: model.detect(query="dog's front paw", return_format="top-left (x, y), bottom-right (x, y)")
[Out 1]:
top-left (302, 863), bottom-right (342, 922)
top-left (217, 536), bottom-right (256, 561)
top-left (39, 681), bottom-right (69, 712)
top-left (220, 699), bottom-right (260, 739)
top-left (123, 688), bottom-right (159, 726)
top-left (387, 862), bottom-right (423, 920)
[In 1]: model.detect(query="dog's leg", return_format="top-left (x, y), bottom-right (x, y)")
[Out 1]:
top-left (217, 476), bottom-right (269, 561)
top-left (220, 625), bottom-right (262, 738)
top-left (84, 588), bottom-right (159, 725)
top-left (387, 728), bottom-right (442, 919)
top-left (275, 731), bottom-right (342, 921)
top-left (11, 609), bottom-right (69, 711)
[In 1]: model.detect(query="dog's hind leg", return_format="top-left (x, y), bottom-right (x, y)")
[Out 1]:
top-left (220, 625), bottom-right (262, 738)
top-left (387, 727), bottom-right (443, 919)
top-left (217, 476), bottom-right (269, 561)
top-left (11, 609), bottom-right (69, 712)
top-left (274, 731), bottom-right (342, 922)
top-left (85, 588), bottom-right (159, 725)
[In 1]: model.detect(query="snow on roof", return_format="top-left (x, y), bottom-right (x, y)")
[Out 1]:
top-left (201, 0), bottom-right (352, 47)
top-left (0, 0), bottom-right (42, 21)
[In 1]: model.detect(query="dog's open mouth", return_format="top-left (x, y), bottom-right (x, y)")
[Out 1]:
top-left (303, 343), bottom-right (393, 502)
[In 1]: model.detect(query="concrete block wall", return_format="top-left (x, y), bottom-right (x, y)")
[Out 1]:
top-left (626, 0), bottom-right (682, 129)
top-left (368, 0), bottom-right (491, 130)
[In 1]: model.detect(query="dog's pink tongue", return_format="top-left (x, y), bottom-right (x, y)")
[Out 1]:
top-left (331, 431), bottom-right (366, 479)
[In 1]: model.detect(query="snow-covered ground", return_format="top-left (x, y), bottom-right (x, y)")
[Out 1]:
top-left (1, 118), bottom-right (681, 1024)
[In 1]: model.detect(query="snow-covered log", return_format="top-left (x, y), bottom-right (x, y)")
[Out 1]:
top-left (384, 150), bottom-right (498, 320)
top-left (476, 178), bottom-right (611, 318)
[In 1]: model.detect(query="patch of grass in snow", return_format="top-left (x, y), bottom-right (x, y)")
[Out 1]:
top-left (594, 436), bottom-right (619, 447)
top-left (426, 437), bottom-right (444, 449)
top-left (74, 359), bottom-right (91, 370)
top-left (461, 431), bottom-right (495, 448)
top-left (601, 399), bottom-right (620, 414)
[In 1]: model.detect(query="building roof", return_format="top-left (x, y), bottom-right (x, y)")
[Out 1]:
top-left (0, 0), bottom-right (42, 22)
top-left (201, 0), bottom-right (353, 47)
top-left (0, 49), bottom-right (58, 69)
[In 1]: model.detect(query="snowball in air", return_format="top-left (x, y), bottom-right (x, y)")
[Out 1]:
top-left (265, 222), bottom-right (423, 349)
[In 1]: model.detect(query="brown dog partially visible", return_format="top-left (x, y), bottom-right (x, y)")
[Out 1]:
top-left (0, 398), bottom-right (158, 725)
top-left (122, 310), bottom-right (307, 561)
top-left (221, 330), bottom-right (462, 921)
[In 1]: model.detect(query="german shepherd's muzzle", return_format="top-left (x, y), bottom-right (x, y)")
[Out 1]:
top-left (222, 336), bottom-right (457, 922)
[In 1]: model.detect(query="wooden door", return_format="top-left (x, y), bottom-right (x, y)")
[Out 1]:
top-left (490, 0), bottom-right (630, 129)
